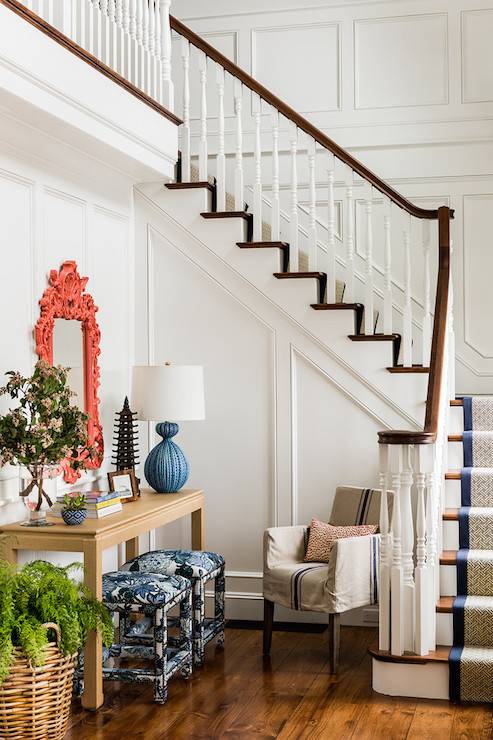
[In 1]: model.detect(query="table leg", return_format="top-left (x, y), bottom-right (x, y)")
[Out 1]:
top-left (1, 537), bottom-right (17, 565)
top-left (191, 505), bottom-right (204, 550)
top-left (82, 540), bottom-right (103, 710)
top-left (125, 537), bottom-right (139, 562)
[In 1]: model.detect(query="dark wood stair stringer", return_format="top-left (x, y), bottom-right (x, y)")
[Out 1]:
top-left (237, 241), bottom-right (289, 273)
top-left (274, 272), bottom-right (327, 304)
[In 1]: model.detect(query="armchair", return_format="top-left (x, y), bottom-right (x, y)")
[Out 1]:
top-left (263, 486), bottom-right (388, 673)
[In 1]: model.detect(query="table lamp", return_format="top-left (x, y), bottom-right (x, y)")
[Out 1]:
top-left (131, 364), bottom-right (205, 493)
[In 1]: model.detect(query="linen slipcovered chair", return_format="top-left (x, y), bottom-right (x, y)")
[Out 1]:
top-left (263, 486), bottom-right (388, 674)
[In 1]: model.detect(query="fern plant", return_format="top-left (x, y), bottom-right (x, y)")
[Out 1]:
top-left (0, 558), bottom-right (113, 685)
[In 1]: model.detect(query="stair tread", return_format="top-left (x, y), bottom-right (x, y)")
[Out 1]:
top-left (237, 241), bottom-right (288, 248)
top-left (451, 399), bottom-right (464, 407)
top-left (437, 596), bottom-right (454, 613)
top-left (448, 434), bottom-right (463, 442)
top-left (311, 303), bottom-right (363, 310)
top-left (166, 181), bottom-right (214, 190)
top-left (273, 271), bottom-right (326, 279)
top-left (387, 366), bottom-right (430, 373)
top-left (440, 550), bottom-right (457, 565)
top-left (201, 211), bottom-right (251, 218)
top-left (443, 509), bottom-right (459, 521)
top-left (348, 334), bottom-right (400, 341)
top-left (370, 645), bottom-right (450, 664)
top-left (445, 471), bottom-right (462, 480)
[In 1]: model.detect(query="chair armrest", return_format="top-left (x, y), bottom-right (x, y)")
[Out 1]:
top-left (263, 526), bottom-right (308, 571)
top-left (326, 534), bottom-right (380, 613)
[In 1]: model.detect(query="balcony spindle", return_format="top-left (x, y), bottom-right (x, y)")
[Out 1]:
top-left (198, 50), bottom-right (208, 182)
top-left (135, 0), bottom-right (144, 90)
top-left (108, 1), bottom-right (117, 70)
top-left (234, 79), bottom-right (244, 210)
top-left (120, 0), bottom-right (129, 77)
top-left (378, 445), bottom-right (391, 652)
top-left (160, 0), bottom-right (174, 111)
top-left (402, 220), bottom-right (412, 367)
top-left (390, 445), bottom-right (404, 656)
top-left (383, 198), bottom-right (393, 335)
top-left (345, 180), bottom-right (355, 302)
top-left (154, 0), bottom-right (162, 102)
top-left (288, 121), bottom-right (299, 272)
top-left (100, 0), bottom-right (110, 66)
top-left (148, 0), bottom-right (156, 98)
top-left (326, 153), bottom-right (336, 303)
top-left (422, 221), bottom-right (432, 367)
top-left (142, 0), bottom-right (150, 95)
top-left (308, 138), bottom-right (317, 271)
top-left (128, 0), bottom-right (137, 87)
top-left (180, 38), bottom-right (191, 182)
top-left (364, 193), bottom-right (374, 335)
top-left (216, 65), bottom-right (226, 211)
top-left (46, 0), bottom-right (54, 25)
top-left (271, 108), bottom-right (280, 241)
top-left (253, 93), bottom-right (263, 241)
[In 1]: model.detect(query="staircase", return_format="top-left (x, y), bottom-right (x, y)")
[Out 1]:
top-left (9, 0), bottom-right (491, 705)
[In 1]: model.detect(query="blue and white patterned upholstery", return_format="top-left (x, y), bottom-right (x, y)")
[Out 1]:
top-left (123, 549), bottom-right (225, 667)
top-left (76, 570), bottom-right (193, 704)
top-left (123, 549), bottom-right (224, 579)
top-left (102, 571), bottom-right (189, 606)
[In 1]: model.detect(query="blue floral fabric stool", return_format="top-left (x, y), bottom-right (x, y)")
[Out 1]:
top-left (123, 549), bottom-right (225, 666)
top-left (80, 571), bottom-right (192, 704)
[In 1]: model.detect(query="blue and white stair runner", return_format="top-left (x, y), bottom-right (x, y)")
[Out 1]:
top-left (449, 396), bottom-right (493, 702)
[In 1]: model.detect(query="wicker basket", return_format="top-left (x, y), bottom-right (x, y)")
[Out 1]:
top-left (0, 623), bottom-right (76, 740)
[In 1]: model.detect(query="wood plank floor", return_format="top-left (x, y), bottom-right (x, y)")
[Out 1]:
top-left (66, 625), bottom-right (493, 739)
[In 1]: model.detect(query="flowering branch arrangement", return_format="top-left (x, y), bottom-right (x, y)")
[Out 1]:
top-left (0, 360), bottom-right (92, 510)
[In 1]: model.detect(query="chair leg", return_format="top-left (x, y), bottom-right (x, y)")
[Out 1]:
top-left (263, 599), bottom-right (274, 655)
top-left (215, 566), bottom-right (226, 648)
top-left (154, 607), bottom-right (168, 704)
top-left (193, 579), bottom-right (205, 667)
top-left (328, 613), bottom-right (340, 674)
top-left (180, 589), bottom-right (193, 678)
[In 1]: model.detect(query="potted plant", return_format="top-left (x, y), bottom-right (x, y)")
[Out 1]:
top-left (0, 360), bottom-right (93, 526)
top-left (0, 558), bottom-right (113, 739)
top-left (61, 492), bottom-right (87, 526)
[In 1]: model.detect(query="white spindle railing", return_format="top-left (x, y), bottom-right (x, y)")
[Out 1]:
top-left (383, 199), bottom-right (393, 335)
top-left (216, 64), bottom-right (226, 212)
top-left (345, 180), bottom-right (355, 302)
top-left (422, 221), bottom-right (432, 367)
top-left (253, 93), bottom-right (263, 241)
top-left (288, 122), bottom-right (299, 272)
top-left (307, 139), bottom-right (317, 271)
top-left (402, 222), bottom-right (412, 366)
top-left (180, 38), bottom-right (191, 182)
top-left (198, 50), bottom-right (208, 182)
top-left (326, 154), bottom-right (336, 303)
top-left (364, 193), bottom-right (374, 335)
top-left (234, 79), bottom-right (244, 211)
top-left (271, 109), bottom-right (280, 242)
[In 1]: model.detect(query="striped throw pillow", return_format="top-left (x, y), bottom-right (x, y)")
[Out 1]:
top-left (304, 518), bottom-right (378, 563)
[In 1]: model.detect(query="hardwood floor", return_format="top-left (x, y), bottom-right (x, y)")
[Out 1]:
top-left (66, 625), bottom-right (493, 739)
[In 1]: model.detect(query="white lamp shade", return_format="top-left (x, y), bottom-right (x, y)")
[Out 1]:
top-left (131, 365), bottom-right (205, 422)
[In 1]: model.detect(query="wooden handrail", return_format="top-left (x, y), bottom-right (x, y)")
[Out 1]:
top-left (378, 206), bottom-right (452, 445)
top-left (171, 14), bottom-right (439, 221)
top-left (1, 0), bottom-right (182, 125)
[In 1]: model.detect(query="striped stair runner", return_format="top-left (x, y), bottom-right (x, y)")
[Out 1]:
top-left (450, 396), bottom-right (493, 702)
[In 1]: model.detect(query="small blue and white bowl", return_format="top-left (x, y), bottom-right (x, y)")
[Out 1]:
top-left (61, 508), bottom-right (87, 526)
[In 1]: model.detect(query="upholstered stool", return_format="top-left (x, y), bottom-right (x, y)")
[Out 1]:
top-left (79, 571), bottom-right (192, 704)
top-left (123, 549), bottom-right (225, 666)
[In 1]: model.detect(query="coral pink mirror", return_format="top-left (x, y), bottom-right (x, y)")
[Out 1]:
top-left (35, 261), bottom-right (104, 482)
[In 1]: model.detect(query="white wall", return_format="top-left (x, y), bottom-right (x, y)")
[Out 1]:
top-left (172, 0), bottom-right (493, 394)
top-left (0, 113), bottom-right (134, 570)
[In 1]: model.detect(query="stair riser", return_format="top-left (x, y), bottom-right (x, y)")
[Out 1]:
top-left (436, 612), bottom-right (453, 646)
top-left (447, 441), bottom-right (463, 469)
top-left (445, 478), bottom-right (461, 509)
top-left (440, 563), bottom-right (457, 597)
top-left (448, 406), bottom-right (464, 435)
top-left (442, 520), bottom-right (459, 550)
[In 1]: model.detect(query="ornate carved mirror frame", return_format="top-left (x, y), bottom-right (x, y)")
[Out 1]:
top-left (35, 261), bottom-right (104, 482)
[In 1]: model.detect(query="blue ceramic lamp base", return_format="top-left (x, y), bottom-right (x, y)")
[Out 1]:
top-left (144, 422), bottom-right (190, 493)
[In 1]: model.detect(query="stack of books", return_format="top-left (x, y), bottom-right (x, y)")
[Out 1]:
top-left (51, 491), bottom-right (122, 519)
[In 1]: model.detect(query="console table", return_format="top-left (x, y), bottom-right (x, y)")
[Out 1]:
top-left (0, 488), bottom-right (205, 711)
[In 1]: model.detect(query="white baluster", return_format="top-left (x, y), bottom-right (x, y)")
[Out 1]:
top-left (364, 192), bottom-right (375, 335)
top-left (129, 0), bottom-right (138, 86)
top-left (62, 0), bottom-right (73, 36)
top-left (308, 138), bottom-right (317, 271)
top-left (160, 0), bottom-right (174, 111)
top-left (46, 0), bottom-right (54, 25)
top-left (114, 0), bottom-right (123, 75)
top-left (425, 468), bottom-right (438, 651)
top-left (142, 0), bottom-right (150, 94)
top-left (448, 242), bottom-right (456, 399)
top-left (216, 64), bottom-right (226, 211)
top-left (253, 93), bottom-right (263, 241)
top-left (422, 220), bottom-right (432, 367)
top-left (154, 0), bottom-right (162, 102)
top-left (403, 219), bottom-right (412, 367)
top-left (198, 51), bottom-right (208, 183)
top-left (73, 0), bottom-right (85, 47)
top-left (122, 0), bottom-right (130, 79)
top-left (400, 444), bottom-right (415, 653)
top-left (87, 0), bottom-right (95, 55)
top-left (180, 38), bottom-right (191, 182)
top-left (378, 444), bottom-right (391, 652)
top-left (148, 0), bottom-right (156, 98)
top-left (414, 445), bottom-right (432, 655)
top-left (383, 198), bottom-right (393, 335)
top-left (345, 180), bottom-right (355, 301)
top-left (288, 121), bottom-right (299, 272)
top-left (326, 153), bottom-right (336, 303)
top-left (234, 79), bottom-right (243, 211)
top-left (93, 0), bottom-right (102, 61)
top-left (390, 445), bottom-right (404, 656)
top-left (107, 1), bottom-right (116, 69)
top-left (136, 0), bottom-right (144, 89)
top-left (271, 108), bottom-right (280, 242)
top-left (100, 0), bottom-right (110, 66)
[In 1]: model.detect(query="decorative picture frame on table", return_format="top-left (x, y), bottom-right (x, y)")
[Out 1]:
top-left (107, 469), bottom-right (140, 503)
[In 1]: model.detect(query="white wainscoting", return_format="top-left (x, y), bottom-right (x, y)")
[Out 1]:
top-left (0, 116), bottom-right (134, 571)
top-left (171, 0), bottom-right (493, 394)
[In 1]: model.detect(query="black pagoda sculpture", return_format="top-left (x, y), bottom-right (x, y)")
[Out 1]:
top-left (112, 396), bottom-right (140, 472)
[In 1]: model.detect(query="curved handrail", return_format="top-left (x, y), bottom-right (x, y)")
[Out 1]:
top-left (171, 15), bottom-right (438, 220)
top-left (378, 206), bottom-right (452, 445)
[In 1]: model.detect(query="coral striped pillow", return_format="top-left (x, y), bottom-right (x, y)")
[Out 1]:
top-left (304, 518), bottom-right (378, 563)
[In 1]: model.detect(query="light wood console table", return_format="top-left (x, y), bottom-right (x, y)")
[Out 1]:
top-left (0, 488), bottom-right (205, 711)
